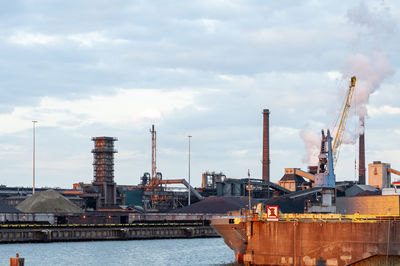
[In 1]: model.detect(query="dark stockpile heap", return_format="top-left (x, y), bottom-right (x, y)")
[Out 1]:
top-left (172, 194), bottom-right (311, 214)
top-left (17, 189), bottom-right (83, 213)
top-left (263, 194), bottom-right (315, 213)
top-left (172, 196), bottom-right (260, 214)
top-left (0, 199), bottom-right (20, 213)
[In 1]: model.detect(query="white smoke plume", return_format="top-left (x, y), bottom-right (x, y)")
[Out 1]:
top-left (300, 130), bottom-right (320, 166)
top-left (301, 128), bottom-right (355, 167)
top-left (346, 1), bottom-right (393, 39)
top-left (301, 2), bottom-right (395, 166)
top-left (342, 52), bottom-right (393, 126)
top-left (344, 2), bottom-right (395, 132)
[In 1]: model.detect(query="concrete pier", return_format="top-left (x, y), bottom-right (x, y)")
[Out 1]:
top-left (0, 224), bottom-right (218, 243)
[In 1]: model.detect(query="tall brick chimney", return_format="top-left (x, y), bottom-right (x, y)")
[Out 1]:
top-left (359, 118), bottom-right (366, 184)
top-left (262, 109), bottom-right (270, 182)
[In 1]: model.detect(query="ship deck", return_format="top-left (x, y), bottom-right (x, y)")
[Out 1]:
top-left (212, 213), bottom-right (400, 265)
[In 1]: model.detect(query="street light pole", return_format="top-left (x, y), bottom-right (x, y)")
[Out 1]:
top-left (32, 121), bottom-right (38, 194)
top-left (246, 169), bottom-right (253, 217)
top-left (188, 135), bottom-right (192, 206)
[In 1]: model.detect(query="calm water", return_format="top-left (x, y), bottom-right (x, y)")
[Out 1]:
top-left (0, 238), bottom-right (235, 265)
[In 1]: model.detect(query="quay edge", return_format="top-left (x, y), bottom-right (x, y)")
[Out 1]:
top-left (0, 224), bottom-right (218, 244)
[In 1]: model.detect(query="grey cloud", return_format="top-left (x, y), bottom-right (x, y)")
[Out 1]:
top-left (1, 1), bottom-right (400, 186)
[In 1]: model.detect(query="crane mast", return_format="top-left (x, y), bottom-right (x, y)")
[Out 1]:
top-left (332, 76), bottom-right (356, 167)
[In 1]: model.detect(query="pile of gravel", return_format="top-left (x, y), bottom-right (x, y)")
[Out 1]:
top-left (17, 189), bottom-right (83, 213)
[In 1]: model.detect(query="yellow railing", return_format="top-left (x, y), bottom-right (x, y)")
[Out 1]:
top-left (0, 222), bottom-right (205, 228)
top-left (270, 213), bottom-right (400, 223)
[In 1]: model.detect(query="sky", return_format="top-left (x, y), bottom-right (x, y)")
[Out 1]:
top-left (0, 0), bottom-right (399, 189)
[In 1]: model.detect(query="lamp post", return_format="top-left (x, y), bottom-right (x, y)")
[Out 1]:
top-left (32, 121), bottom-right (38, 194)
top-left (188, 135), bottom-right (192, 206)
top-left (246, 169), bottom-right (253, 216)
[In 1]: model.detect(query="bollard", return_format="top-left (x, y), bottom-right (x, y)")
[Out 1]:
top-left (10, 253), bottom-right (24, 266)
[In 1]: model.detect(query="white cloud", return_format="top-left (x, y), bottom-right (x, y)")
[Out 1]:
top-left (1, 1), bottom-right (400, 188)
top-left (8, 31), bottom-right (58, 45)
top-left (271, 126), bottom-right (299, 136)
top-left (230, 149), bottom-right (248, 157)
top-left (325, 71), bottom-right (342, 80)
top-left (271, 149), bottom-right (293, 156)
top-left (116, 150), bottom-right (143, 160)
top-left (0, 144), bottom-right (23, 159)
top-left (0, 88), bottom-right (205, 135)
top-left (7, 31), bottom-right (128, 47)
top-left (369, 149), bottom-right (400, 169)
top-left (368, 105), bottom-right (400, 116)
top-left (67, 32), bottom-right (128, 47)
top-left (250, 28), bottom-right (320, 46)
top-left (217, 74), bottom-right (255, 85)
top-left (38, 152), bottom-right (90, 170)
top-left (199, 19), bottom-right (218, 33)
top-left (159, 147), bottom-right (185, 156)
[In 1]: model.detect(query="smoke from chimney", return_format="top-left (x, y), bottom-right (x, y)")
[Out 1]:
top-left (345, 3), bottom-right (394, 128)
top-left (345, 3), bottom-right (394, 183)
top-left (342, 52), bottom-right (393, 129)
top-left (300, 130), bottom-right (320, 166)
top-left (300, 2), bottom-right (394, 170)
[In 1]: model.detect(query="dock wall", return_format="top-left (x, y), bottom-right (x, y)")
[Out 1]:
top-left (0, 224), bottom-right (218, 243)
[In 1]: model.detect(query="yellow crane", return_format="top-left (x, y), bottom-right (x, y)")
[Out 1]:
top-left (332, 76), bottom-right (356, 167)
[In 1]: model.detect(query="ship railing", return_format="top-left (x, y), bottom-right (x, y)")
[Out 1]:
top-left (275, 213), bottom-right (400, 223)
top-left (222, 212), bottom-right (400, 223)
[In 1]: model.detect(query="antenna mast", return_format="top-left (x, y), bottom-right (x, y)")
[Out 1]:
top-left (246, 169), bottom-right (253, 215)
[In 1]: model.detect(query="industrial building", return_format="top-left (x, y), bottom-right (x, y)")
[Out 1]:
top-left (0, 95), bottom-right (399, 222)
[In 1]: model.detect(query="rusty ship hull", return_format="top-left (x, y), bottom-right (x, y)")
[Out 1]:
top-left (212, 215), bottom-right (400, 265)
top-left (211, 217), bottom-right (247, 262)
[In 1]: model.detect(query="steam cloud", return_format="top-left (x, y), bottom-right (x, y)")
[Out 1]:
top-left (301, 2), bottom-right (395, 167)
top-left (342, 52), bottom-right (393, 131)
top-left (300, 130), bottom-right (320, 166)
top-left (344, 2), bottom-right (394, 132)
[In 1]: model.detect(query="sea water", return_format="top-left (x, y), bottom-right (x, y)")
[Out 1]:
top-left (0, 238), bottom-right (236, 265)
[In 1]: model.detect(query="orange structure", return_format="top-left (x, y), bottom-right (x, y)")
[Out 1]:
top-left (92, 137), bottom-right (118, 208)
top-left (10, 253), bottom-right (24, 266)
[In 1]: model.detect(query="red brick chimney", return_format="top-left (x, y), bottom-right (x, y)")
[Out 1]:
top-left (359, 118), bottom-right (366, 184)
top-left (262, 109), bottom-right (270, 182)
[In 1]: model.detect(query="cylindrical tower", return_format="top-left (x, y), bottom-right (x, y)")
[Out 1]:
top-left (92, 137), bottom-right (118, 208)
top-left (262, 109), bottom-right (270, 182)
top-left (359, 119), bottom-right (366, 185)
top-left (92, 137), bottom-right (118, 184)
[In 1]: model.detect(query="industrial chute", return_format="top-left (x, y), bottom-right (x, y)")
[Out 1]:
top-left (331, 76), bottom-right (357, 168)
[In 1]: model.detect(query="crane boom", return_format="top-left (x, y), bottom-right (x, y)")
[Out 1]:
top-left (332, 76), bottom-right (356, 167)
top-left (388, 168), bottom-right (400, 177)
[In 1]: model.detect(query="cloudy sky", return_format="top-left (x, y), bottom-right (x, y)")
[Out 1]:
top-left (1, 0), bottom-right (399, 189)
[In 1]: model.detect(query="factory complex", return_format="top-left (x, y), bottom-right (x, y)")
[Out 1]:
top-left (0, 104), bottom-right (399, 224)
top-left (211, 77), bottom-right (400, 265)
top-left (1, 77), bottom-right (400, 265)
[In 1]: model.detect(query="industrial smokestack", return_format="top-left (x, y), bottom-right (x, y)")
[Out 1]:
top-left (262, 109), bottom-right (270, 182)
top-left (359, 118), bottom-right (366, 184)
